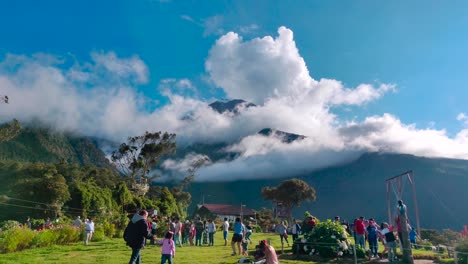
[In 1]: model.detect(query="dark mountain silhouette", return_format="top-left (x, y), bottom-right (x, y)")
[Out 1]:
top-left (188, 152), bottom-right (468, 230)
top-left (209, 99), bottom-right (256, 114)
top-left (258, 128), bottom-right (306, 143)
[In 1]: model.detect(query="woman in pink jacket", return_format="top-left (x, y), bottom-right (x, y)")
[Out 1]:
top-left (158, 231), bottom-right (175, 264)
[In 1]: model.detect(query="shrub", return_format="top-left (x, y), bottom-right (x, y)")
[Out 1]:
top-left (301, 219), bottom-right (349, 258)
top-left (103, 222), bottom-right (115, 238)
top-left (91, 225), bottom-right (105, 242)
top-left (455, 239), bottom-right (468, 264)
top-left (53, 226), bottom-right (80, 245)
top-left (0, 227), bottom-right (35, 253)
top-left (31, 229), bottom-right (57, 248)
top-left (0, 220), bottom-right (22, 230)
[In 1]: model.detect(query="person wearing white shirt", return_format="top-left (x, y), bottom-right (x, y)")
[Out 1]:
top-left (84, 218), bottom-right (95, 245)
top-left (222, 218), bottom-right (230, 246)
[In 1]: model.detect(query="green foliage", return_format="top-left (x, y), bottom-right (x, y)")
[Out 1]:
top-left (304, 220), bottom-right (348, 258)
top-left (261, 178), bottom-right (316, 221)
top-left (91, 225), bottom-right (106, 242)
top-left (421, 229), bottom-right (448, 245)
top-left (102, 222), bottom-right (115, 238)
top-left (455, 239), bottom-right (468, 264)
top-left (0, 227), bottom-right (35, 253)
top-left (0, 119), bottom-right (21, 142)
top-left (31, 229), bottom-right (56, 247)
top-left (0, 220), bottom-right (21, 230)
top-left (147, 186), bottom-right (178, 217)
top-left (53, 226), bottom-right (80, 245)
top-left (111, 131), bottom-right (176, 196)
top-left (254, 208), bottom-right (274, 232)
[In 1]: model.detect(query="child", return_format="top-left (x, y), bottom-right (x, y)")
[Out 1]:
top-left (158, 231), bottom-right (175, 264)
top-left (241, 239), bottom-right (249, 256)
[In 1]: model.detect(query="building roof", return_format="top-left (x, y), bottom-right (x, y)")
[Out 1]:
top-left (200, 204), bottom-right (256, 216)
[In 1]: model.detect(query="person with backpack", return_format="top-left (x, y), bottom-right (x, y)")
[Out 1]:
top-left (158, 231), bottom-right (176, 264)
top-left (194, 217), bottom-right (204, 246)
top-left (124, 210), bottom-right (151, 264)
top-left (182, 220), bottom-right (190, 245)
top-left (366, 218), bottom-right (379, 258)
top-left (380, 222), bottom-right (397, 262)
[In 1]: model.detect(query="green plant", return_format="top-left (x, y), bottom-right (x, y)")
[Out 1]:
top-left (302, 219), bottom-right (349, 258)
top-left (53, 226), bottom-right (80, 244)
top-left (0, 220), bottom-right (21, 230)
top-left (0, 227), bottom-right (35, 253)
top-left (91, 225), bottom-right (106, 242)
top-left (31, 229), bottom-right (57, 247)
top-left (455, 239), bottom-right (468, 264)
top-left (103, 222), bottom-right (115, 238)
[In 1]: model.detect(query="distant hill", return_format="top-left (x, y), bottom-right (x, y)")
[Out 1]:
top-left (258, 128), bottom-right (306, 143)
top-left (0, 126), bottom-right (112, 168)
top-left (209, 99), bottom-right (256, 114)
top-left (188, 153), bottom-right (468, 230)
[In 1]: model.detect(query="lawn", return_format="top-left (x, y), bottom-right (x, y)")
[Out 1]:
top-left (0, 232), bottom-right (445, 264)
top-left (0, 232), bottom-right (316, 264)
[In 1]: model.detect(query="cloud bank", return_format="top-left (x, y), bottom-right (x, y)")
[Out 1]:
top-left (1, 27), bottom-right (468, 182)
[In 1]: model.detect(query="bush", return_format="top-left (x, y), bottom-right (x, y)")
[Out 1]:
top-left (31, 229), bottom-right (56, 248)
top-left (53, 226), bottom-right (80, 245)
top-left (0, 220), bottom-right (22, 230)
top-left (300, 219), bottom-right (349, 258)
top-left (0, 227), bottom-right (35, 253)
top-left (455, 239), bottom-right (468, 264)
top-left (91, 225), bottom-right (105, 242)
top-left (103, 222), bottom-right (115, 238)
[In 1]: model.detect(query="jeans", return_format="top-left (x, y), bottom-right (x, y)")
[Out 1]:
top-left (355, 234), bottom-right (366, 250)
top-left (292, 233), bottom-right (299, 242)
top-left (195, 231), bottom-right (202, 246)
top-left (129, 247), bottom-right (142, 264)
top-left (245, 231), bottom-right (252, 242)
top-left (174, 234), bottom-right (182, 247)
top-left (368, 238), bottom-right (378, 256)
top-left (208, 232), bottom-right (214, 246)
top-left (387, 241), bottom-right (397, 260)
top-left (161, 254), bottom-right (173, 264)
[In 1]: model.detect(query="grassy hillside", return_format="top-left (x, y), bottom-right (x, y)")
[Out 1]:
top-left (0, 127), bottom-right (112, 168)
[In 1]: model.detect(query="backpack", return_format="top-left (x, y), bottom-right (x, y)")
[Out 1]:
top-left (367, 225), bottom-right (377, 239)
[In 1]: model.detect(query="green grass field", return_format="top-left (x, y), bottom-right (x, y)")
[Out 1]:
top-left (0, 232), bottom-right (312, 264)
top-left (0, 232), bottom-right (445, 264)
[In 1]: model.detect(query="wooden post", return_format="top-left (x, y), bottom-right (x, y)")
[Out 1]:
top-left (400, 204), bottom-right (414, 264)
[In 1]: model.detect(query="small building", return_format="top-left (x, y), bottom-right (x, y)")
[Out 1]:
top-left (193, 203), bottom-right (256, 222)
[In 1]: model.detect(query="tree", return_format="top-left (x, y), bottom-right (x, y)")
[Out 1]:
top-left (0, 119), bottom-right (21, 142)
top-left (14, 164), bottom-right (71, 218)
top-left (261, 178), bottom-right (316, 223)
top-left (111, 131), bottom-right (176, 196)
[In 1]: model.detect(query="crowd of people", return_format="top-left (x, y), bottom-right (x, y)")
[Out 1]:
top-left (123, 211), bottom-right (279, 264)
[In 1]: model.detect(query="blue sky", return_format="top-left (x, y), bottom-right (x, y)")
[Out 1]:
top-left (1, 0), bottom-right (468, 135)
top-left (3, 0), bottom-right (468, 180)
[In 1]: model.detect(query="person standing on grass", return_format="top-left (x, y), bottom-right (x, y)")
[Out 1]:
top-left (189, 222), bottom-right (196, 246)
top-left (174, 218), bottom-right (182, 247)
top-left (276, 221), bottom-right (289, 247)
top-left (207, 219), bottom-right (216, 246)
top-left (195, 217), bottom-right (204, 246)
top-left (380, 222), bottom-right (397, 262)
top-left (159, 231), bottom-right (175, 264)
top-left (222, 217), bottom-right (230, 246)
top-left (84, 218), bottom-right (94, 246)
top-left (291, 219), bottom-right (301, 242)
top-left (354, 216), bottom-right (366, 250)
top-left (366, 218), bottom-right (379, 258)
top-left (124, 210), bottom-right (151, 264)
top-left (231, 217), bottom-right (245, 256)
top-left (182, 220), bottom-right (190, 245)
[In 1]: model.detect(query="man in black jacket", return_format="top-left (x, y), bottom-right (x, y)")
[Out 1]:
top-left (124, 210), bottom-right (150, 264)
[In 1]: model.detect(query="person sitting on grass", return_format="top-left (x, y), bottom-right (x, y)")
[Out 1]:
top-left (158, 231), bottom-right (175, 264)
top-left (253, 240), bottom-right (278, 264)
